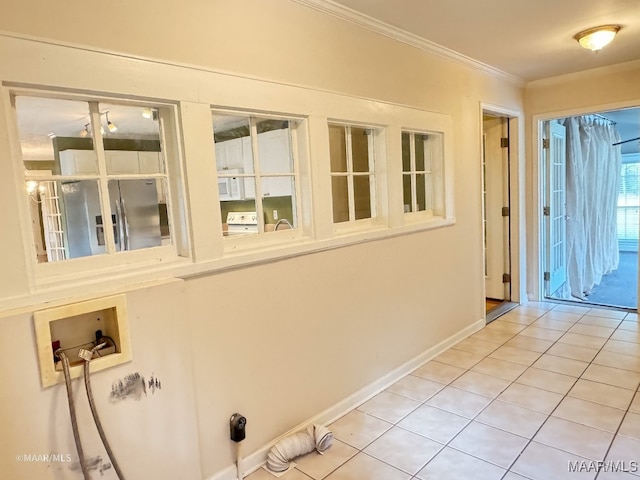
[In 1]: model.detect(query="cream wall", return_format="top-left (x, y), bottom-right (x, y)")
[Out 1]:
top-left (0, 1), bottom-right (524, 479)
top-left (524, 60), bottom-right (640, 300)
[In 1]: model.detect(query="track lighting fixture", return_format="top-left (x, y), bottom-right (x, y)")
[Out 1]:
top-left (142, 107), bottom-right (158, 121)
top-left (105, 112), bottom-right (118, 133)
top-left (80, 123), bottom-right (90, 138)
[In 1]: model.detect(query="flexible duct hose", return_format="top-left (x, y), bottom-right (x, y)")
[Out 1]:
top-left (266, 425), bottom-right (333, 473)
top-left (80, 343), bottom-right (126, 480)
top-left (56, 350), bottom-right (91, 480)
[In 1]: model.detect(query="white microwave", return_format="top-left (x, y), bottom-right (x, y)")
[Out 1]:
top-left (218, 169), bottom-right (244, 200)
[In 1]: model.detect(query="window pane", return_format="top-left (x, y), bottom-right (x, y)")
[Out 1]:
top-left (108, 179), bottom-right (164, 251)
top-left (415, 134), bottom-right (426, 171)
top-left (351, 127), bottom-right (371, 173)
top-left (257, 120), bottom-right (293, 174)
top-left (416, 173), bottom-right (427, 212)
top-left (213, 114), bottom-right (253, 175)
top-left (331, 176), bottom-right (349, 223)
top-left (354, 175), bottom-right (372, 220)
top-left (403, 173), bottom-right (413, 212)
top-left (402, 132), bottom-right (411, 172)
top-left (263, 176), bottom-right (297, 232)
top-left (100, 103), bottom-right (165, 175)
top-left (27, 180), bottom-right (103, 263)
top-left (222, 204), bottom-right (258, 237)
top-left (15, 96), bottom-right (97, 175)
top-left (329, 125), bottom-right (347, 172)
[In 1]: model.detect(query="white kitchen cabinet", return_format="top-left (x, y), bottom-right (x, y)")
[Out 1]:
top-left (106, 150), bottom-right (140, 174)
top-left (258, 129), bottom-right (292, 197)
top-left (138, 151), bottom-right (162, 174)
top-left (58, 149), bottom-right (98, 175)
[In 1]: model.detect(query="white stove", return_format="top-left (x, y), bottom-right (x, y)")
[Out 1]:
top-left (226, 211), bottom-right (258, 235)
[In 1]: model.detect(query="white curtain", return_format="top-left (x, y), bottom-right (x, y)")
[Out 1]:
top-left (563, 116), bottom-right (622, 299)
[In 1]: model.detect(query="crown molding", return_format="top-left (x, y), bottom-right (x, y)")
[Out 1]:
top-left (292, 0), bottom-right (524, 86)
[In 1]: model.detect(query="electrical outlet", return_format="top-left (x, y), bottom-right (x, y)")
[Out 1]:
top-left (273, 210), bottom-right (278, 220)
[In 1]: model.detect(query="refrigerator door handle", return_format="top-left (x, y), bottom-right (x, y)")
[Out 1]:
top-left (120, 197), bottom-right (130, 251)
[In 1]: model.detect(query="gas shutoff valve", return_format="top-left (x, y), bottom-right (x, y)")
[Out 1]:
top-left (230, 413), bottom-right (246, 442)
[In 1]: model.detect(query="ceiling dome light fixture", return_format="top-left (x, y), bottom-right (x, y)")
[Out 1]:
top-left (574, 25), bottom-right (621, 52)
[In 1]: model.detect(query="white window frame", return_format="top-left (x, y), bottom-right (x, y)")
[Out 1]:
top-left (212, 109), bottom-right (306, 252)
top-left (328, 122), bottom-right (382, 231)
top-left (10, 88), bottom-right (188, 285)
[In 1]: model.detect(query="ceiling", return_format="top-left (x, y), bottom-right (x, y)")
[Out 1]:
top-left (327, 0), bottom-right (640, 81)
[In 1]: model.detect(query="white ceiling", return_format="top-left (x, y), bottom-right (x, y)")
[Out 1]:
top-left (327, 0), bottom-right (640, 81)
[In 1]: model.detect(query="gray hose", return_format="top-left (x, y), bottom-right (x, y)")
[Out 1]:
top-left (81, 343), bottom-right (126, 480)
top-left (56, 350), bottom-right (91, 480)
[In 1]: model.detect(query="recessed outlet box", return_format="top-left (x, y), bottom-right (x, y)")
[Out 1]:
top-left (34, 295), bottom-right (132, 388)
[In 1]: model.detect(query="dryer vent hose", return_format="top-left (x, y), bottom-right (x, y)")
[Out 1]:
top-left (266, 424), bottom-right (333, 473)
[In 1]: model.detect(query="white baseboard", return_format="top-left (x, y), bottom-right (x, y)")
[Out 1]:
top-left (207, 318), bottom-right (485, 480)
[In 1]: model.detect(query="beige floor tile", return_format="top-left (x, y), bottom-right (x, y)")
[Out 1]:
top-left (450, 371), bottom-right (510, 398)
top-left (596, 471), bottom-right (639, 480)
top-left (397, 404), bottom-right (470, 444)
top-left (514, 305), bottom-right (550, 317)
top-left (449, 421), bottom-right (528, 468)
top-left (433, 348), bottom-right (485, 370)
top-left (502, 473), bottom-right (530, 480)
top-left (519, 326), bottom-right (565, 342)
top-left (497, 383), bottom-right (563, 414)
top-left (503, 335), bottom-right (554, 353)
top-left (619, 321), bottom-right (640, 332)
top-left (532, 353), bottom-right (588, 377)
top-left (386, 375), bottom-right (444, 402)
top-left (534, 417), bottom-right (614, 461)
top-left (539, 310), bottom-right (583, 323)
top-left (546, 342), bottom-right (599, 362)
top-left (426, 386), bottom-right (492, 418)
top-left (412, 361), bottom-right (465, 384)
top-left (532, 317), bottom-right (575, 332)
top-left (363, 426), bottom-right (443, 475)
top-left (329, 410), bottom-right (392, 450)
top-left (295, 439), bottom-right (358, 480)
top-left (552, 396), bottom-right (626, 433)
top-left (415, 447), bottom-right (505, 480)
top-left (611, 329), bottom-right (640, 344)
top-left (568, 379), bottom-right (635, 410)
top-left (324, 452), bottom-right (410, 480)
top-left (605, 435), bottom-right (640, 467)
top-left (582, 364), bottom-right (640, 390)
top-left (626, 312), bottom-right (639, 321)
top-left (471, 328), bottom-right (517, 344)
top-left (357, 391), bottom-right (420, 423)
top-left (475, 399), bottom-right (548, 438)
top-left (552, 304), bottom-right (591, 315)
top-left (499, 312), bottom-right (538, 326)
top-left (247, 467), bottom-right (313, 480)
top-left (631, 393), bottom-right (640, 414)
top-left (603, 339), bottom-right (640, 358)
top-left (578, 315), bottom-right (622, 328)
top-left (471, 357), bottom-right (528, 381)
top-left (588, 308), bottom-right (628, 320)
top-left (594, 351), bottom-right (640, 373)
top-left (484, 321), bottom-right (528, 335)
top-left (558, 332), bottom-right (608, 349)
top-left (568, 323), bottom-right (616, 338)
top-left (618, 412), bottom-right (640, 442)
top-left (489, 346), bottom-right (542, 366)
top-left (511, 442), bottom-right (596, 480)
top-left (516, 367), bottom-right (577, 395)
top-left (451, 337), bottom-right (502, 356)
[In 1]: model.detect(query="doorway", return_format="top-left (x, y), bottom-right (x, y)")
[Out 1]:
top-left (482, 113), bottom-right (513, 319)
top-left (540, 108), bottom-right (640, 310)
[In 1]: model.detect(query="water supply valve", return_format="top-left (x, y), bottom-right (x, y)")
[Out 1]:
top-left (230, 413), bottom-right (246, 442)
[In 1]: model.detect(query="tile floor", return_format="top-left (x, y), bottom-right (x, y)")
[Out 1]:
top-left (247, 302), bottom-right (640, 480)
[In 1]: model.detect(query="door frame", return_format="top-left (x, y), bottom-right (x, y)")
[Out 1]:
top-left (530, 100), bottom-right (640, 303)
top-left (480, 103), bottom-right (525, 311)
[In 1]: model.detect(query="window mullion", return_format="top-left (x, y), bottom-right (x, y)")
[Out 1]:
top-left (345, 126), bottom-right (356, 221)
top-left (90, 102), bottom-right (116, 255)
top-left (367, 130), bottom-right (377, 218)
top-left (249, 118), bottom-right (265, 234)
top-left (410, 133), bottom-right (418, 213)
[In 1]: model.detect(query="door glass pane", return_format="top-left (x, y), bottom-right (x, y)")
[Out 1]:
top-left (108, 179), bottom-right (164, 252)
top-left (402, 132), bottom-right (411, 172)
top-left (354, 175), bottom-right (372, 220)
top-left (100, 103), bottom-right (165, 175)
top-left (328, 125), bottom-right (347, 173)
top-left (331, 176), bottom-right (349, 223)
top-left (213, 114), bottom-right (253, 175)
top-left (415, 134), bottom-right (426, 171)
top-left (403, 173), bottom-right (413, 212)
top-left (351, 127), bottom-right (371, 173)
top-left (14, 96), bottom-right (97, 175)
top-left (257, 119), bottom-right (293, 174)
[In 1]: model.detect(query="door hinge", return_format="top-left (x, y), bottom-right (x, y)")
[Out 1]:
top-left (502, 273), bottom-right (511, 283)
top-left (500, 137), bottom-right (509, 148)
top-left (543, 138), bottom-right (550, 149)
top-left (502, 206), bottom-right (510, 217)
top-left (544, 272), bottom-right (550, 281)
top-left (543, 206), bottom-right (550, 216)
